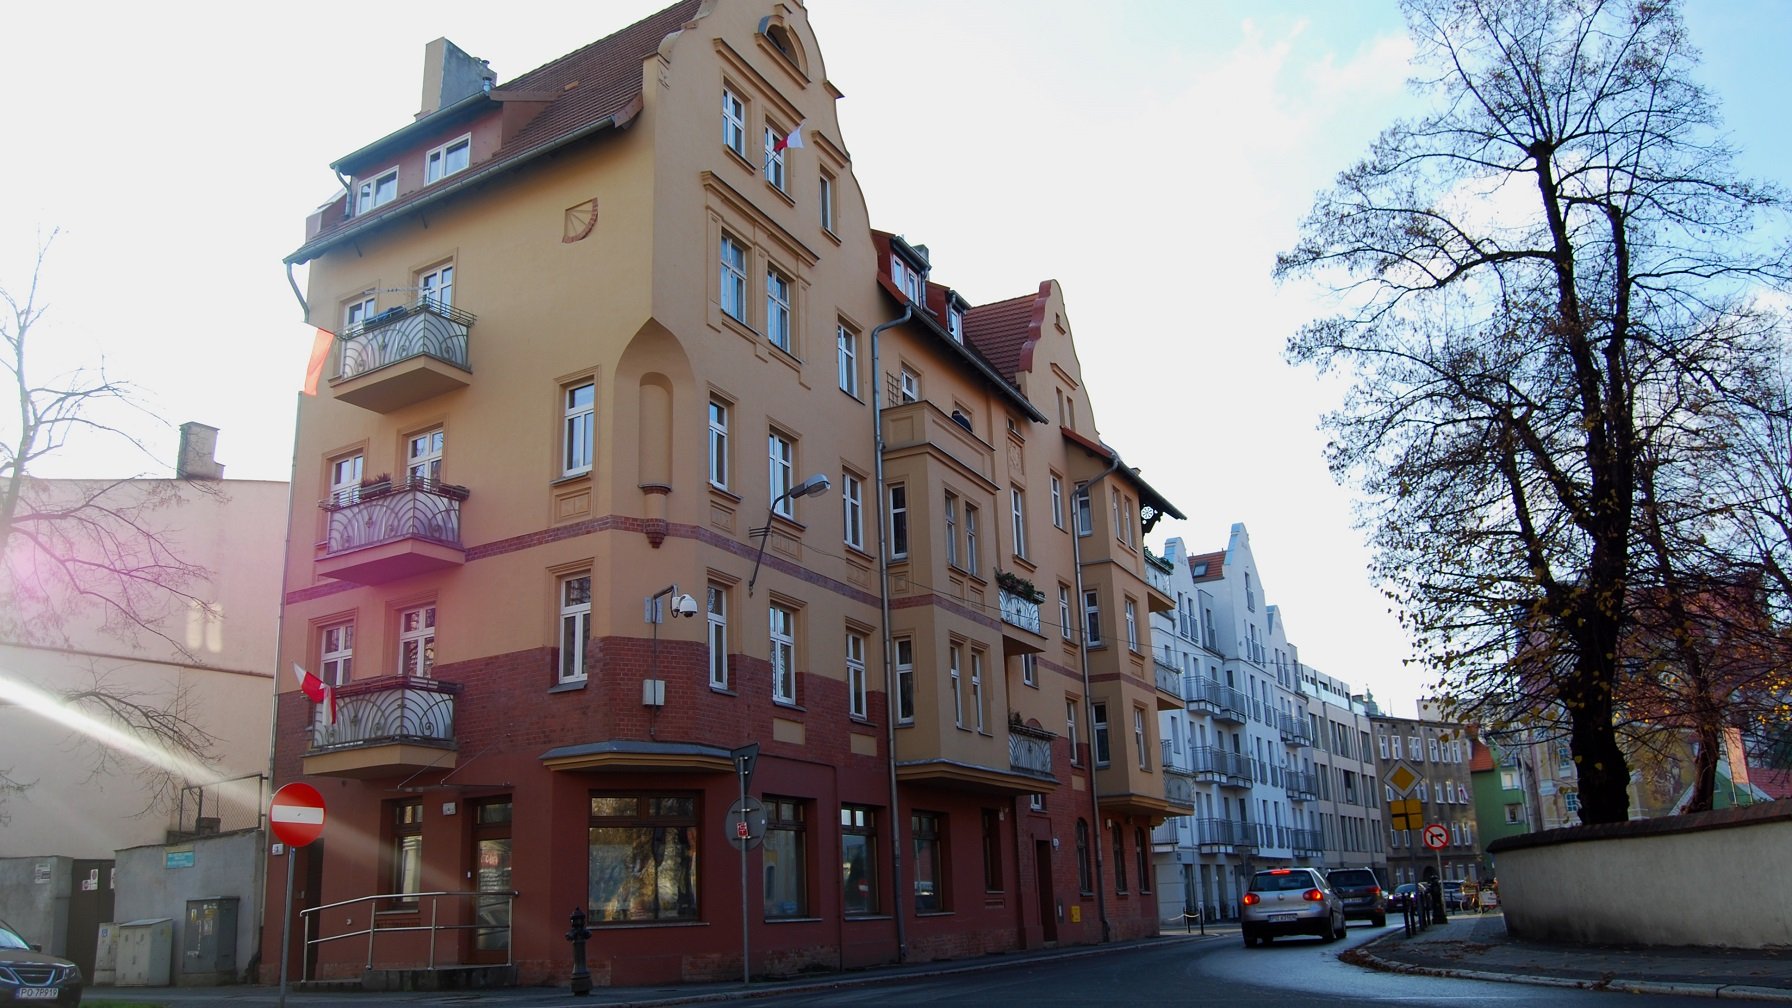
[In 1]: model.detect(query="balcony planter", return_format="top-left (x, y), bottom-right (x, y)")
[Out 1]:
top-left (995, 569), bottom-right (1045, 604)
top-left (359, 474), bottom-right (393, 498)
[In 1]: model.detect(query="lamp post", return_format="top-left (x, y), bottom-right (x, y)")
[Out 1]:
top-left (747, 473), bottom-right (831, 595)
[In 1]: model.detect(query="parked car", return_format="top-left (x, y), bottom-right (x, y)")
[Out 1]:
top-left (1388, 882), bottom-right (1422, 913)
top-left (1325, 867), bottom-right (1388, 926)
top-left (0, 921), bottom-right (82, 1005)
top-left (1240, 867), bottom-right (1347, 947)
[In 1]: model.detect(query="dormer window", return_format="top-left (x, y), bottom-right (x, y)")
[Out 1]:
top-left (889, 257), bottom-right (923, 304)
top-left (356, 168), bottom-right (398, 215)
top-left (948, 306), bottom-right (964, 343)
top-left (425, 136), bottom-right (471, 183)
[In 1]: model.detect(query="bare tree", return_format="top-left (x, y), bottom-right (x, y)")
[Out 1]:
top-left (0, 231), bottom-right (222, 816)
top-left (1275, 0), bottom-right (1791, 822)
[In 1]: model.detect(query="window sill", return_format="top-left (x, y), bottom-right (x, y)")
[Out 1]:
top-left (772, 700), bottom-right (805, 713)
top-left (843, 914), bottom-right (893, 923)
top-left (552, 471), bottom-right (592, 487)
top-left (765, 915), bottom-right (824, 924)
top-left (764, 180), bottom-right (797, 207)
top-left (709, 685), bottom-right (737, 697)
top-left (849, 715), bottom-right (874, 727)
top-left (548, 679), bottom-right (588, 694)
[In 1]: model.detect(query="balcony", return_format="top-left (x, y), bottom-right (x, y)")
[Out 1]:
top-left (1152, 655), bottom-right (1185, 710)
top-left (1187, 745), bottom-right (1254, 789)
top-left (332, 299), bottom-right (475, 413)
top-left (1184, 676), bottom-right (1250, 723)
top-left (1161, 749), bottom-right (1196, 812)
top-left (1284, 768), bottom-right (1319, 802)
top-left (1195, 817), bottom-right (1256, 852)
top-left (316, 478), bottom-right (468, 584)
top-left (1289, 827), bottom-right (1325, 857)
top-left (1277, 711), bottom-right (1314, 748)
top-left (1008, 723), bottom-right (1056, 779)
top-left (303, 675), bottom-right (459, 778)
top-left (998, 586), bottom-right (1043, 637)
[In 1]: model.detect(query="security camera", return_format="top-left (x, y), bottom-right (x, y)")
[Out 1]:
top-left (673, 593), bottom-right (699, 618)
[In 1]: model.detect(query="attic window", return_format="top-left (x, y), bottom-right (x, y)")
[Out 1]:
top-left (1191, 562), bottom-right (1208, 576)
top-left (761, 23), bottom-right (807, 75)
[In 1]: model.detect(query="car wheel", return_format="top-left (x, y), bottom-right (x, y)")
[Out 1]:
top-left (1335, 913), bottom-right (1348, 940)
top-left (1372, 913), bottom-right (1387, 927)
top-left (1242, 932), bottom-right (1258, 948)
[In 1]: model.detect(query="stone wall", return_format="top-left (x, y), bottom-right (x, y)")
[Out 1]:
top-left (1488, 799), bottom-right (1792, 948)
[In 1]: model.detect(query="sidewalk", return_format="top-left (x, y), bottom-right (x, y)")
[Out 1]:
top-left (1348, 910), bottom-right (1792, 1001)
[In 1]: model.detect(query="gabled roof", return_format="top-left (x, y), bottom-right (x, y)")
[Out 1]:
top-left (1059, 426), bottom-right (1186, 527)
top-left (963, 289), bottom-right (1040, 381)
top-left (288, 0), bottom-right (702, 265)
top-left (1189, 550), bottom-right (1226, 582)
top-left (1469, 738), bottom-right (1496, 773)
top-left (1749, 766), bottom-right (1792, 801)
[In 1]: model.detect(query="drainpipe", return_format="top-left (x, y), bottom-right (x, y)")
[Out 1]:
top-left (869, 304), bottom-right (913, 962)
top-left (1073, 452), bottom-right (1124, 943)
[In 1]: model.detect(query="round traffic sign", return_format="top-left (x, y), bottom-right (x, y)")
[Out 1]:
top-left (270, 782), bottom-right (327, 847)
top-left (1421, 823), bottom-right (1449, 850)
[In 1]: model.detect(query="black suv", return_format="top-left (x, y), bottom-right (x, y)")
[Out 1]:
top-left (1324, 868), bottom-right (1387, 926)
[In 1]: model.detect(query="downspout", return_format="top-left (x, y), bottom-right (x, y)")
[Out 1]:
top-left (1073, 452), bottom-right (1124, 943)
top-left (869, 304), bottom-right (913, 962)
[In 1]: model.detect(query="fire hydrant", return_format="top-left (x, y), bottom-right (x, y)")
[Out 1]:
top-left (566, 906), bottom-right (592, 996)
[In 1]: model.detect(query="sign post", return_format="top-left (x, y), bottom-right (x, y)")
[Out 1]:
top-left (729, 744), bottom-right (760, 986)
top-left (1422, 822), bottom-right (1449, 923)
top-left (271, 783), bottom-right (327, 1008)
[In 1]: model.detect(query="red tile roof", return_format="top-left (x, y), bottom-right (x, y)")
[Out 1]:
top-left (290, 0), bottom-right (701, 264)
top-left (1750, 766), bottom-right (1792, 801)
top-left (1469, 738), bottom-right (1496, 772)
top-left (1189, 550), bottom-right (1225, 581)
top-left (964, 286), bottom-right (1049, 381)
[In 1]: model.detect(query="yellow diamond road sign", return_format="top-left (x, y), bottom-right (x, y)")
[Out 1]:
top-left (1387, 761), bottom-right (1420, 796)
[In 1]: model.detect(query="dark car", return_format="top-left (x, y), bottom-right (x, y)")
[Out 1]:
top-left (0, 922), bottom-right (82, 1005)
top-left (1325, 867), bottom-right (1387, 926)
top-left (1388, 882), bottom-right (1421, 912)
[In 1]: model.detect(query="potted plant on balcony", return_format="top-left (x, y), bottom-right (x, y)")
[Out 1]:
top-left (358, 473), bottom-right (393, 498)
top-left (995, 569), bottom-right (1045, 604)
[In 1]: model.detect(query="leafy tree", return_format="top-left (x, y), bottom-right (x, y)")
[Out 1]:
top-left (0, 232), bottom-right (220, 817)
top-left (1275, 0), bottom-right (1791, 822)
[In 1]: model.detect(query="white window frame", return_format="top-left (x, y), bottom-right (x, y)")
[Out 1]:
top-left (1083, 590), bottom-right (1101, 646)
top-left (329, 452), bottom-right (364, 506)
top-left (345, 293), bottom-right (377, 330)
top-left (1093, 701), bottom-right (1111, 767)
top-left (708, 398), bottom-right (729, 489)
top-left (889, 483), bottom-right (908, 559)
top-left (399, 604), bottom-right (436, 677)
top-left (558, 575), bottom-right (591, 684)
top-left (763, 124), bottom-right (788, 191)
top-left (407, 428), bottom-right (444, 484)
top-left (722, 88), bottom-right (746, 156)
top-left (707, 583), bottom-right (729, 690)
top-left (1074, 486), bottom-right (1092, 536)
top-left (769, 432), bottom-right (795, 517)
top-left (770, 604), bottom-right (796, 704)
top-left (357, 167), bottom-right (398, 215)
top-left (964, 504), bottom-right (979, 573)
top-left (899, 367), bottom-right (919, 403)
top-left (418, 263), bottom-right (454, 308)
top-left (819, 171), bottom-right (836, 232)
top-left (947, 306), bottom-right (964, 343)
top-left (1021, 652), bottom-right (1037, 687)
top-left (971, 651), bottom-right (985, 732)
top-left (1010, 488), bottom-right (1028, 560)
top-left (1125, 599), bottom-right (1139, 652)
top-left (949, 645), bottom-right (964, 729)
top-left (1066, 699), bottom-right (1081, 765)
top-left (720, 234), bottom-right (748, 322)
top-left (836, 323), bottom-right (859, 396)
top-left (1050, 475), bottom-right (1065, 529)
top-left (944, 492), bottom-right (959, 569)
top-left (424, 135), bottom-right (471, 184)
top-left (1059, 586), bottom-right (1073, 641)
top-left (766, 267), bottom-right (793, 351)
top-left (320, 622), bottom-right (354, 687)
top-left (1134, 708), bottom-right (1148, 769)
top-left (895, 637), bottom-right (915, 724)
top-left (846, 631), bottom-right (868, 719)
top-left (842, 472), bottom-right (865, 551)
top-left (563, 382), bottom-right (595, 477)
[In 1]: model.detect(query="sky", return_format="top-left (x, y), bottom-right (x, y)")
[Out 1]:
top-left (4, 1), bottom-right (1788, 718)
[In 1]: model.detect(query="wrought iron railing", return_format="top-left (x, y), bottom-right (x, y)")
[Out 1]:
top-left (1162, 760), bottom-right (1197, 809)
top-left (336, 299), bottom-right (475, 381)
top-left (998, 587), bottom-right (1042, 635)
top-left (1289, 827), bottom-right (1325, 856)
top-left (1183, 676), bottom-right (1250, 722)
top-left (322, 478), bottom-right (468, 555)
top-left (1007, 723), bottom-right (1055, 776)
top-left (1284, 768), bottom-right (1319, 801)
top-left (1187, 745), bottom-right (1254, 786)
top-left (310, 675), bottom-right (460, 751)
top-left (1144, 562), bottom-right (1173, 597)
top-left (1152, 655), bottom-right (1185, 699)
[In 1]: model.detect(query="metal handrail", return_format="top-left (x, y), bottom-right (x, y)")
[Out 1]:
top-left (299, 889), bottom-right (517, 980)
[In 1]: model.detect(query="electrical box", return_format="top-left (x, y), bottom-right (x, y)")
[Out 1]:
top-left (182, 898), bottom-right (238, 984)
top-left (115, 918), bottom-right (174, 986)
top-left (92, 923), bottom-right (119, 985)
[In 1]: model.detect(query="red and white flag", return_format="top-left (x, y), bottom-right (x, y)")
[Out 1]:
top-left (302, 328), bottom-right (335, 396)
top-left (773, 121), bottom-right (806, 153)
top-left (292, 662), bottom-right (337, 726)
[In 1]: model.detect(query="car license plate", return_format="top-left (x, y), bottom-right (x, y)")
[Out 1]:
top-left (18, 988), bottom-right (59, 1000)
top-left (1270, 913), bottom-right (1298, 923)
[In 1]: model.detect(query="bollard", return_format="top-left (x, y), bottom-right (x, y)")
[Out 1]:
top-left (566, 906), bottom-right (593, 996)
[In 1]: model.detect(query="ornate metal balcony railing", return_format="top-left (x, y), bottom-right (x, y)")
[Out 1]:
top-left (1162, 758), bottom-right (1197, 810)
top-left (1144, 562), bottom-right (1173, 598)
top-left (1152, 655), bottom-right (1184, 700)
top-left (336, 299), bottom-right (475, 381)
top-left (1194, 817), bottom-right (1256, 848)
top-left (998, 587), bottom-right (1042, 635)
top-left (309, 675), bottom-right (460, 751)
top-left (322, 478), bottom-right (469, 555)
top-left (1277, 711), bottom-right (1314, 748)
top-left (1007, 723), bottom-right (1055, 777)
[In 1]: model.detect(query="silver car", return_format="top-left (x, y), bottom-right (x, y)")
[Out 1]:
top-left (1240, 867), bottom-right (1347, 947)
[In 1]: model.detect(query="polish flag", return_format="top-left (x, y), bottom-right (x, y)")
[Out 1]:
top-left (302, 329), bottom-right (335, 396)
top-left (293, 662), bottom-right (337, 726)
top-left (773, 121), bottom-right (805, 153)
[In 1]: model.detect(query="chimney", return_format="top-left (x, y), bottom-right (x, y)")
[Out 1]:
top-left (176, 422), bottom-right (225, 480)
top-left (418, 38), bottom-right (496, 119)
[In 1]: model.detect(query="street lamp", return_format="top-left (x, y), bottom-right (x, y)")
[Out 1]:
top-left (747, 473), bottom-right (830, 594)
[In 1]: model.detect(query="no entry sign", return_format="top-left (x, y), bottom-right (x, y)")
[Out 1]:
top-left (1421, 822), bottom-right (1449, 850)
top-left (270, 782), bottom-right (327, 847)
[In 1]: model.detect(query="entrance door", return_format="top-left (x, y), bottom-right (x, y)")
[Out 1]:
top-left (469, 798), bottom-right (513, 963)
top-left (1035, 840), bottom-right (1058, 944)
top-left (64, 860), bottom-right (114, 978)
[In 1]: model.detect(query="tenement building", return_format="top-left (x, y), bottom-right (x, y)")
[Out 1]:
top-left (268, 1), bottom-right (1183, 988)
top-left (1370, 702), bottom-right (1479, 886)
